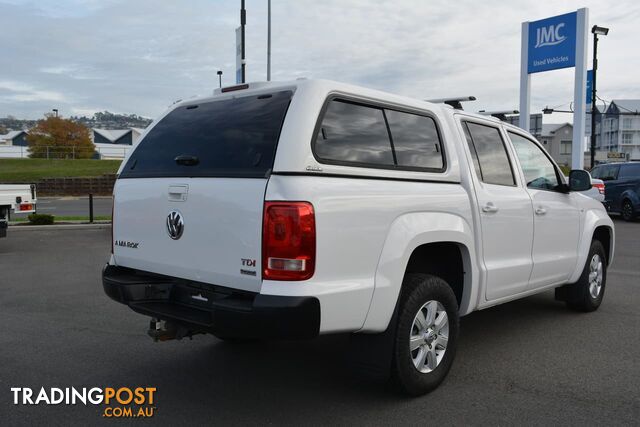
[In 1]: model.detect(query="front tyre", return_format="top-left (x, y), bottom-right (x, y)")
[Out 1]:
top-left (392, 274), bottom-right (459, 396)
top-left (565, 240), bottom-right (607, 312)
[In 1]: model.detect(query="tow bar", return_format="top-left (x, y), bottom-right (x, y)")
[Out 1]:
top-left (147, 318), bottom-right (199, 342)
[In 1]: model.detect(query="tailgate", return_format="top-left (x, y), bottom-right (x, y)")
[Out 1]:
top-left (111, 89), bottom-right (294, 294)
top-left (113, 178), bottom-right (266, 293)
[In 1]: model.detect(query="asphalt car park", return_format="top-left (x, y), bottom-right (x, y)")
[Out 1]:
top-left (1, 220), bottom-right (638, 425)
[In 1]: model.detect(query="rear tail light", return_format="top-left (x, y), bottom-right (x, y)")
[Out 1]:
top-left (593, 182), bottom-right (605, 195)
top-left (262, 202), bottom-right (315, 281)
top-left (19, 203), bottom-right (33, 211)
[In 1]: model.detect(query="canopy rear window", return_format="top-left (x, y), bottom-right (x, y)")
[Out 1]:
top-left (120, 90), bottom-right (292, 178)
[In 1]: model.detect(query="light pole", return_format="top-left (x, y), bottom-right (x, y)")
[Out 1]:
top-left (241, 0), bottom-right (246, 83)
top-left (267, 0), bottom-right (271, 81)
top-left (217, 70), bottom-right (223, 88)
top-left (590, 25), bottom-right (609, 169)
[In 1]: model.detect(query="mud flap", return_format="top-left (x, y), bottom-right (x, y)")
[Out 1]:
top-left (346, 301), bottom-right (400, 382)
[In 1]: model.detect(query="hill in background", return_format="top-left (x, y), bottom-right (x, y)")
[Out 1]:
top-left (0, 111), bottom-right (152, 132)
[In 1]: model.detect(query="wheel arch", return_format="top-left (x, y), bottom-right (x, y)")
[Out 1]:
top-left (360, 212), bottom-right (478, 333)
top-left (620, 191), bottom-right (640, 219)
top-left (620, 189), bottom-right (640, 206)
top-left (568, 209), bottom-right (615, 283)
top-left (593, 225), bottom-right (613, 265)
top-left (403, 242), bottom-right (470, 311)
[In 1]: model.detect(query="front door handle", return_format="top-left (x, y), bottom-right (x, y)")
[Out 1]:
top-left (482, 202), bottom-right (499, 213)
top-left (535, 206), bottom-right (547, 215)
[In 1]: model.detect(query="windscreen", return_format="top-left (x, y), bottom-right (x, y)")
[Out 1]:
top-left (119, 90), bottom-right (292, 178)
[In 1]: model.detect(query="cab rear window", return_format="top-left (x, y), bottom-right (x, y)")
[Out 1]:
top-left (120, 91), bottom-right (292, 178)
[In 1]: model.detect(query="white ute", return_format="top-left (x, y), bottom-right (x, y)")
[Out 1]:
top-left (103, 80), bottom-right (615, 395)
top-left (0, 184), bottom-right (37, 238)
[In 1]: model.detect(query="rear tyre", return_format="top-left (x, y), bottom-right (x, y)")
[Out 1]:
top-left (565, 240), bottom-right (607, 312)
top-left (621, 199), bottom-right (636, 222)
top-left (391, 274), bottom-right (459, 396)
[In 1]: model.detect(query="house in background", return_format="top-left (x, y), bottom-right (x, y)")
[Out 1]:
top-left (538, 123), bottom-right (574, 167)
top-left (0, 130), bottom-right (28, 146)
top-left (597, 100), bottom-right (640, 161)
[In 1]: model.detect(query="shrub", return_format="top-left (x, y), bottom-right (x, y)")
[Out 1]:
top-left (28, 213), bottom-right (55, 225)
top-left (27, 115), bottom-right (94, 159)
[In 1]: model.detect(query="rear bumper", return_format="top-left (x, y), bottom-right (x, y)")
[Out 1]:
top-left (102, 264), bottom-right (320, 339)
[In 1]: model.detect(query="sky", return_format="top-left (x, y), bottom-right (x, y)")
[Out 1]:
top-left (0, 0), bottom-right (639, 123)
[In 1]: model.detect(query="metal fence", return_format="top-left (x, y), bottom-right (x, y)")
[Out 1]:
top-left (0, 145), bottom-right (131, 160)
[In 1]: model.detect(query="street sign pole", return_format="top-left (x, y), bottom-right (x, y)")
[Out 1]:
top-left (590, 36), bottom-right (598, 168)
top-left (519, 21), bottom-right (530, 132)
top-left (572, 8), bottom-right (588, 170)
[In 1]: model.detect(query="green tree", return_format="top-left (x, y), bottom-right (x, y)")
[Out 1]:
top-left (26, 115), bottom-right (94, 159)
top-left (0, 125), bottom-right (7, 134)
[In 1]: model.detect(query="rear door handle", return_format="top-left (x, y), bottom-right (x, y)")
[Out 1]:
top-left (482, 203), bottom-right (499, 213)
top-left (535, 206), bottom-right (547, 215)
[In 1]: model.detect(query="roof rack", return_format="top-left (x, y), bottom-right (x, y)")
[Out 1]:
top-left (426, 96), bottom-right (476, 110)
top-left (478, 110), bottom-right (519, 121)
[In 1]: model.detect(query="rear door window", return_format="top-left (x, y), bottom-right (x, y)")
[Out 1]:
top-left (120, 91), bottom-right (292, 178)
top-left (463, 122), bottom-right (516, 186)
top-left (619, 163), bottom-right (640, 178)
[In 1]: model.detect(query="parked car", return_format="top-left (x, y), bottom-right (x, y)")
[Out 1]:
top-left (0, 184), bottom-right (37, 238)
top-left (589, 178), bottom-right (606, 203)
top-left (591, 162), bottom-right (640, 221)
top-left (103, 79), bottom-right (615, 395)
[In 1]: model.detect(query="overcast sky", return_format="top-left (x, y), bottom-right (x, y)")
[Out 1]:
top-left (1, 0), bottom-right (639, 122)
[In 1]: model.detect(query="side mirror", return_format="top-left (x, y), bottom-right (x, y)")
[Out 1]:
top-left (569, 169), bottom-right (592, 192)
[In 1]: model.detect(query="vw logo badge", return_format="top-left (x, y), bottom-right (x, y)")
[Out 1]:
top-left (166, 210), bottom-right (184, 240)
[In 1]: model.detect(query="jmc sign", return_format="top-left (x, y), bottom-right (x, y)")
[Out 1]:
top-left (528, 12), bottom-right (577, 74)
top-left (520, 9), bottom-right (589, 169)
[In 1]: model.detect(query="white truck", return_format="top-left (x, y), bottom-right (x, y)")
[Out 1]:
top-left (103, 80), bottom-right (614, 395)
top-left (0, 184), bottom-right (37, 238)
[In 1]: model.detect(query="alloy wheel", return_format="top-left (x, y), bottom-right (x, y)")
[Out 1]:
top-left (588, 253), bottom-right (604, 299)
top-left (409, 300), bottom-right (449, 373)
